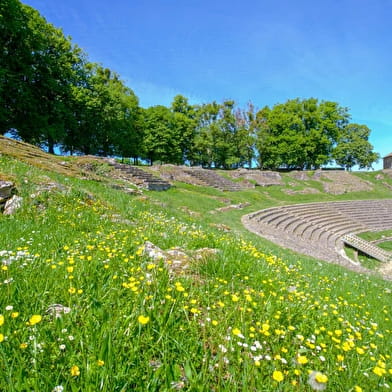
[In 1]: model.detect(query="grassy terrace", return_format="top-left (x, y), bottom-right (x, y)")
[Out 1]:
top-left (0, 146), bottom-right (392, 391)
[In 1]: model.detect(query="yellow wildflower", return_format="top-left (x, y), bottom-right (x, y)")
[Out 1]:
top-left (272, 370), bottom-right (284, 382)
top-left (70, 365), bottom-right (80, 376)
top-left (297, 355), bottom-right (308, 365)
top-left (28, 315), bottom-right (42, 326)
top-left (373, 366), bottom-right (386, 376)
top-left (315, 373), bottom-right (328, 383)
top-left (138, 315), bottom-right (150, 325)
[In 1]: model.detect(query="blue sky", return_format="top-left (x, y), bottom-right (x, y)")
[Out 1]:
top-left (22, 0), bottom-right (392, 169)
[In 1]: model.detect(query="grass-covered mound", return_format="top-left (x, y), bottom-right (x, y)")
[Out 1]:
top-left (0, 148), bottom-right (391, 391)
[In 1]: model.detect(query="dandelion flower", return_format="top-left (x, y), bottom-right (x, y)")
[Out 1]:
top-left (0, 334), bottom-right (4, 342)
top-left (231, 294), bottom-right (239, 302)
top-left (28, 315), bottom-right (42, 326)
top-left (0, 315), bottom-right (4, 326)
top-left (354, 386), bottom-right (363, 392)
top-left (138, 315), bottom-right (150, 325)
top-left (373, 366), bottom-right (387, 377)
top-left (296, 355), bottom-right (308, 365)
top-left (272, 370), bottom-right (284, 382)
top-left (97, 359), bottom-right (105, 366)
top-left (232, 328), bottom-right (244, 338)
top-left (308, 371), bottom-right (328, 391)
top-left (70, 365), bottom-right (80, 376)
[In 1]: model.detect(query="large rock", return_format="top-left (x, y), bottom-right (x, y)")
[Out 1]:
top-left (3, 195), bottom-right (23, 215)
top-left (141, 241), bottom-right (219, 276)
top-left (0, 181), bottom-right (15, 202)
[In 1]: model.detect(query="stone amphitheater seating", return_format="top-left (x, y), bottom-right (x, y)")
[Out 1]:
top-left (183, 168), bottom-right (244, 191)
top-left (108, 162), bottom-right (171, 191)
top-left (243, 199), bottom-right (392, 272)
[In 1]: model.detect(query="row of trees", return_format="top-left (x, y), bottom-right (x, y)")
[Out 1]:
top-left (1, 0), bottom-right (379, 170)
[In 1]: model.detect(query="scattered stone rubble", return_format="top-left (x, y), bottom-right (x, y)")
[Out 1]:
top-left (46, 304), bottom-right (71, 319)
top-left (142, 241), bottom-right (219, 275)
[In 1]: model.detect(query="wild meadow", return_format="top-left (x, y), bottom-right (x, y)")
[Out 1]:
top-left (0, 156), bottom-right (391, 391)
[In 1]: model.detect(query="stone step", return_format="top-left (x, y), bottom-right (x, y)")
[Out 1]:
top-left (342, 234), bottom-right (392, 263)
top-left (108, 162), bottom-right (171, 191)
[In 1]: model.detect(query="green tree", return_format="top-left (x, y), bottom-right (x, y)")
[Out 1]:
top-left (193, 102), bottom-right (220, 167)
top-left (193, 100), bottom-right (252, 169)
top-left (255, 98), bottom-right (350, 169)
top-left (215, 100), bottom-right (237, 168)
top-left (96, 67), bottom-right (139, 157)
top-left (234, 102), bottom-right (257, 168)
top-left (170, 95), bottom-right (197, 164)
top-left (64, 64), bottom-right (139, 157)
top-left (333, 123), bottom-right (379, 170)
top-left (1, 2), bottom-right (85, 153)
top-left (141, 105), bottom-right (182, 164)
top-left (0, 0), bottom-right (32, 134)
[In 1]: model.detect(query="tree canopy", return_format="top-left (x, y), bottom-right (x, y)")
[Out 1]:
top-left (333, 123), bottom-right (380, 170)
top-left (255, 98), bottom-right (350, 170)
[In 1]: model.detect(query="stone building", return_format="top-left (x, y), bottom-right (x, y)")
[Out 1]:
top-left (384, 152), bottom-right (392, 169)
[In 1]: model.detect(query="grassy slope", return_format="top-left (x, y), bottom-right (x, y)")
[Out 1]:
top-left (0, 141), bottom-right (391, 391)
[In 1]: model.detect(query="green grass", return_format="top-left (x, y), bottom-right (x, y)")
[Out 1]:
top-left (343, 246), bottom-right (381, 270)
top-left (357, 230), bottom-right (392, 242)
top-left (0, 155), bottom-right (391, 391)
top-left (378, 241), bottom-right (392, 252)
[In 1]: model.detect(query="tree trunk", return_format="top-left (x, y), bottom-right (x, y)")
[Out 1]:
top-left (48, 136), bottom-right (55, 154)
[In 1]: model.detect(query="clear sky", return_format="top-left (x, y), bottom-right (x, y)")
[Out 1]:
top-left (22, 0), bottom-right (392, 169)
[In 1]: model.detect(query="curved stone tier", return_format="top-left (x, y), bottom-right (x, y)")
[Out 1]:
top-left (242, 199), bottom-right (392, 275)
